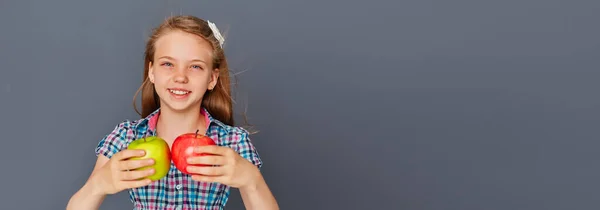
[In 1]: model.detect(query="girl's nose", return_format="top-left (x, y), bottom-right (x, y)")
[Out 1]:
top-left (173, 69), bottom-right (189, 84)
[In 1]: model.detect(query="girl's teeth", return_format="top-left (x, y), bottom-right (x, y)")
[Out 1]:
top-left (169, 90), bottom-right (189, 95)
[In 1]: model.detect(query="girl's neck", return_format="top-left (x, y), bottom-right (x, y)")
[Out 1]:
top-left (156, 105), bottom-right (206, 144)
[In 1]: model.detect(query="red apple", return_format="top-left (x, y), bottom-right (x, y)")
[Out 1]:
top-left (171, 129), bottom-right (216, 174)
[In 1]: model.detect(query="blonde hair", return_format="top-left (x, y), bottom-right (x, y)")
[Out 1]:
top-left (133, 15), bottom-right (234, 126)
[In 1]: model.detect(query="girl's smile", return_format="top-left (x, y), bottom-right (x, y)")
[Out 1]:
top-left (167, 88), bottom-right (192, 99)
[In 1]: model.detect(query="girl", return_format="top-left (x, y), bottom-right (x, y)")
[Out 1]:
top-left (66, 15), bottom-right (279, 210)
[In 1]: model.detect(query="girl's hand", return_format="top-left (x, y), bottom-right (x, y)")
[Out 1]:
top-left (186, 146), bottom-right (259, 189)
top-left (92, 149), bottom-right (156, 195)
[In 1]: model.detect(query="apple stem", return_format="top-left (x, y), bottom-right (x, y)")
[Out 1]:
top-left (195, 129), bottom-right (199, 138)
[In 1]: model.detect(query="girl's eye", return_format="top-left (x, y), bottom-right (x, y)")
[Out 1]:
top-left (191, 65), bottom-right (203, 70)
top-left (161, 62), bottom-right (173, 67)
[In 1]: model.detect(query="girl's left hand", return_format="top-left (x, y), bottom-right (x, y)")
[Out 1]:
top-left (186, 145), bottom-right (259, 189)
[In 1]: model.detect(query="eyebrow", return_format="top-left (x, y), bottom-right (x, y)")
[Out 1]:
top-left (157, 56), bottom-right (207, 64)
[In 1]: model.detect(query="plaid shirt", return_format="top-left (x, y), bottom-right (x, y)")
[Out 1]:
top-left (95, 108), bottom-right (263, 210)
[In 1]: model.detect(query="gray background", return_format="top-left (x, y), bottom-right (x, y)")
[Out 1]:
top-left (1, 0), bottom-right (599, 209)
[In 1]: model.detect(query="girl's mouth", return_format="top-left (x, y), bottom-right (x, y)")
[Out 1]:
top-left (167, 88), bottom-right (191, 98)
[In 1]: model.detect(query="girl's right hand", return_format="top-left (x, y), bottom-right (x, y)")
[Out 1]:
top-left (92, 149), bottom-right (156, 195)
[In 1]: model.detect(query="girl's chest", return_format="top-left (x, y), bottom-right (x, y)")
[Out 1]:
top-left (129, 161), bottom-right (227, 204)
top-left (127, 128), bottom-right (227, 198)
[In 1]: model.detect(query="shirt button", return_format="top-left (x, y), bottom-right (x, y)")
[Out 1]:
top-left (176, 184), bottom-right (182, 190)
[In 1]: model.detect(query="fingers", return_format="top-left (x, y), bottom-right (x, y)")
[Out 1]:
top-left (187, 155), bottom-right (226, 166)
top-left (187, 165), bottom-right (225, 176)
top-left (120, 168), bottom-right (155, 181)
top-left (119, 158), bottom-right (155, 171)
top-left (193, 145), bottom-right (229, 155)
top-left (114, 149), bottom-right (146, 160)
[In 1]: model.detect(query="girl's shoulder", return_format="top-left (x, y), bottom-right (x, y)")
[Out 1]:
top-left (210, 119), bottom-right (250, 135)
top-left (208, 119), bottom-right (253, 145)
top-left (202, 108), bottom-right (251, 138)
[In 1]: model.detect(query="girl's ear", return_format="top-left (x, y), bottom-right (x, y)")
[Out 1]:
top-left (148, 62), bottom-right (155, 83)
top-left (209, 68), bottom-right (220, 90)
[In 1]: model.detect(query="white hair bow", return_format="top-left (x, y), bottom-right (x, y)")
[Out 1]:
top-left (207, 20), bottom-right (225, 48)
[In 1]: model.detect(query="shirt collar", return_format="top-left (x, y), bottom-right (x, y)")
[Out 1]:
top-left (136, 107), bottom-right (226, 132)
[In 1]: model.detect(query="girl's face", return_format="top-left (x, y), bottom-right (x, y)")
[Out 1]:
top-left (148, 30), bottom-right (219, 113)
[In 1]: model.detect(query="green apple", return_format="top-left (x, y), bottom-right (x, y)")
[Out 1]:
top-left (127, 136), bottom-right (171, 181)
